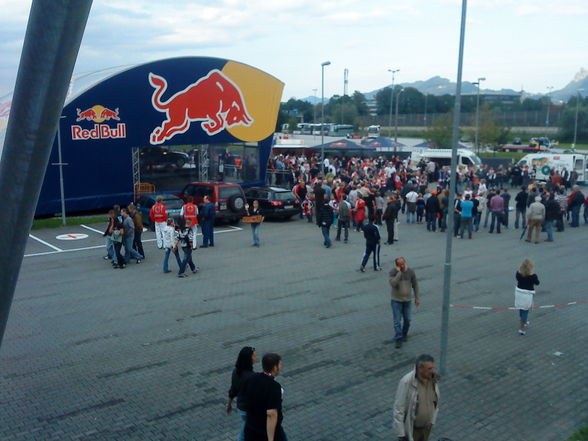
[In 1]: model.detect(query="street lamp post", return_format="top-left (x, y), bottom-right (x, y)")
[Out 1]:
top-left (388, 69), bottom-right (399, 137)
top-left (321, 61), bottom-right (331, 175)
top-left (394, 88), bottom-right (404, 148)
top-left (545, 86), bottom-right (554, 136)
top-left (474, 77), bottom-right (486, 153)
top-left (573, 89), bottom-right (584, 150)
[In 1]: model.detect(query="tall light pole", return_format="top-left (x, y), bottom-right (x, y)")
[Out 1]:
top-left (388, 69), bottom-right (399, 137)
top-left (321, 61), bottom-right (331, 174)
top-left (474, 77), bottom-right (486, 153)
top-left (572, 88), bottom-right (584, 150)
top-left (312, 88), bottom-right (318, 123)
top-left (545, 86), bottom-right (554, 136)
top-left (394, 88), bottom-right (404, 147)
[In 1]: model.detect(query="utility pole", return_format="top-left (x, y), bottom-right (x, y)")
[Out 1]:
top-left (388, 69), bottom-right (399, 138)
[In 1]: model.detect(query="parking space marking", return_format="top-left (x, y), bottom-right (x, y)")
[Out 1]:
top-left (28, 234), bottom-right (63, 252)
top-left (451, 299), bottom-right (588, 311)
top-left (80, 224), bottom-right (104, 234)
top-left (25, 225), bottom-right (243, 258)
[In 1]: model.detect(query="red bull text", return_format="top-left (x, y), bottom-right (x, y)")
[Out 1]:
top-left (149, 69), bottom-right (253, 145)
top-left (71, 105), bottom-right (126, 140)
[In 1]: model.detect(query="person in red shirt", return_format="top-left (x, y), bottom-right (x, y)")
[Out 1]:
top-left (180, 196), bottom-right (199, 249)
top-left (149, 195), bottom-right (168, 249)
top-left (354, 195), bottom-right (367, 231)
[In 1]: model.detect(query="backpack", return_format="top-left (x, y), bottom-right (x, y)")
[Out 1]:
top-left (338, 201), bottom-right (351, 220)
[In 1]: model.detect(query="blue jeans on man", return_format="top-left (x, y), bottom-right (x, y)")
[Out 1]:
top-left (251, 224), bottom-right (260, 246)
top-left (179, 246), bottom-right (196, 275)
top-left (489, 211), bottom-right (502, 233)
top-left (570, 205), bottom-right (581, 227)
top-left (391, 300), bottom-right (412, 342)
top-left (321, 226), bottom-right (332, 247)
top-left (361, 244), bottom-right (379, 270)
top-left (123, 234), bottom-right (143, 263)
top-left (544, 220), bottom-right (554, 241)
top-left (163, 247), bottom-right (182, 273)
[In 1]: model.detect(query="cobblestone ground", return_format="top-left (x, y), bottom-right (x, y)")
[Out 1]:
top-left (2, 216), bottom-right (587, 440)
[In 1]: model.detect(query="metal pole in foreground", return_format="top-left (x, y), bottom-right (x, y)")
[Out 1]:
top-left (474, 77), bottom-right (485, 154)
top-left (0, 0), bottom-right (92, 348)
top-left (394, 88), bottom-right (404, 149)
top-left (56, 116), bottom-right (67, 225)
top-left (320, 61), bottom-right (331, 176)
top-left (439, 0), bottom-right (468, 376)
top-left (388, 69), bottom-right (399, 137)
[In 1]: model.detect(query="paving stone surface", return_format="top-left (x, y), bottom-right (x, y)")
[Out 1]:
top-left (2, 217), bottom-right (587, 440)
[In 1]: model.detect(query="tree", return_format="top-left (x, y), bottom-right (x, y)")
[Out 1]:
top-left (477, 104), bottom-right (511, 147)
top-left (352, 91), bottom-right (369, 116)
top-left (424, 113), bottom-right (456, 147)
top-left (558, 104), bottom-right (588, 142)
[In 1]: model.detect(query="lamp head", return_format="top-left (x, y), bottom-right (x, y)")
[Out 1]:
top-left (321, 61), bottom-right (331, 67)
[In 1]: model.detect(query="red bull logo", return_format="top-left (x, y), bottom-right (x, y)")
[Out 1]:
top-left (149, 69), bottom-right (254, 145)
top-left (71, 105), bottom-right (126, 140)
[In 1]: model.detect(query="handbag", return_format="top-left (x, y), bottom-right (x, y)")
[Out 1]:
top-left (514, 287), bottom-right (534, 310)
top-left (112, 230), bottom-right (123, 243)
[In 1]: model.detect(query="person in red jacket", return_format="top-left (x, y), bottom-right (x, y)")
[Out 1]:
top-left (181, 196), bottom-right (199, 249)
top-left (354, 195), bottom-right (367, 232)
top-left (149, 195), bottom-right (168, 249)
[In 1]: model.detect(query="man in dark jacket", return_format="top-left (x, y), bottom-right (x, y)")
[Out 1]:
top-left (317, 201), bottom-right (334, 248)
top-left (383, 194), bottom-right (401, 244)
top-left (360, 215), bottom-right (381, 272)
top-left (200, 195), bottom-right (216, 247)
top-left (569, 185), bottom-right (585, 227)
top-left (314, 179), bottom-right (326, 226)
top-left (500, 188), bottom-right (511, 228)
top-left (425, 191), bottom-right (440, 232)
top-left (544, 192), bottom-right (560, 242)
top-left (514, 186), bottom-right (528, 229)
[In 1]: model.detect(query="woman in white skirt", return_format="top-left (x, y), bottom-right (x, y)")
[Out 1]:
top-left (515, 258), bottom-right (540, 335)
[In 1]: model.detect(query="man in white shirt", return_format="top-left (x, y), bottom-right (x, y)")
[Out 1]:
top-left (405, 189), bottom-right (419, 224)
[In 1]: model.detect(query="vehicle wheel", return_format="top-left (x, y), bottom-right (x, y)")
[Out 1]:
top-left (228, 194), bottom-right (245, 212)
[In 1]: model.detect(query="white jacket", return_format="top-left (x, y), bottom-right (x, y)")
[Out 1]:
top-left (163, 225), bottom-right (176, 249)
top-left (393, 370), bottom-right (440, 441)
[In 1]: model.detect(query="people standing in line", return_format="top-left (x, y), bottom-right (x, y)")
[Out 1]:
top-left (335, 194), bottom-right (351, 243)
top-left (514, 186), bottom-right (528, 229)
top-left (515, 258), bottom-right (540, 335)
top-left (200, 195), bottom-right (216, 248)
top-left (128, 203), bottom-right (145, 259)
top-left (176, 219), bottom-right (197, 278)
top-left (121, 208), bottom-right (144, 264)
top-left (103, 209), bottom-right (116, 262)
top-left (488, 190), bottom-right (504, 234)
top-left (180, 196), bottom-right (199, 249)
top-left (389, 257), bottom-right (420, 349)
top-left (245, 200), bottom-right (264, 247)
top-left (360, 215), bottom-right (381, 272)
top-left (459, 194), bottom-right (474, 239)
top-left (526, 196), bottom-right (545, 244)
top-left (383, 194), bottom-right (401, 245)
top-left (226, 346), bottom-right (257, 441)
top-left (162, 218), bottom-right (182, 274)
top-left (149, 195), bottom-right (168, 249)
top-left (318, 200), bottom-right (334, 248)
top-left (543, 192), bottom-right (560, 242)
top-left (393, 354), bottom-right (440, 441)
top-left (242, 353), bottom-right (287, 441)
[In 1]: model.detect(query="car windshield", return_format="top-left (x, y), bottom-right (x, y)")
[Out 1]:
top-left (219, 186), bottom-right (242, 199)
top-left (274, 191), bottom-right (295, 201)
top-left (163, 198), bottom-right (183, 209)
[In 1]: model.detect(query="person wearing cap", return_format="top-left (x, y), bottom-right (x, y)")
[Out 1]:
top-left (526, 196), bottom-right (545, 243)
top-left (149, 195), bottom-right (168, 249)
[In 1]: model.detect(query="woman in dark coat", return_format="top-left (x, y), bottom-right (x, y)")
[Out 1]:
top-left (226, 346), bottom-right (257, 441)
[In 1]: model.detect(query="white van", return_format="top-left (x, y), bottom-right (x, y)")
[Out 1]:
top-left (410, 148), bottom-right (482, 169)
top-left (518, 153), bottom-right (587, 182)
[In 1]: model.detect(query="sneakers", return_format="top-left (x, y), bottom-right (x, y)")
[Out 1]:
top-left (136, 259), bottom-right (142, 264)
top-left (524, 321), bottom-right (530, 328)
top-left (103, 255), bottom-right (111, 260)
top-left (374, 267), bottom-right (383, 271)
top-left (178, 273), bottom-right (188, 278)
top-left (359, 266), bottom-right (365, 272)
top-left (517, 330), bottom-right (526, 335)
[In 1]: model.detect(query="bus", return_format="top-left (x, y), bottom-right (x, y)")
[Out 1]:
top-left (367, 125), bottom-right (380, 138)
top-left (328, 124), bottom-right (354, 137)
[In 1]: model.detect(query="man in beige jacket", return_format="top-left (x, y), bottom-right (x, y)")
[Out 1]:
top-left (393, 354), bottom-right (440, 441)
top-left (526, 196), bottom-right (545, 244)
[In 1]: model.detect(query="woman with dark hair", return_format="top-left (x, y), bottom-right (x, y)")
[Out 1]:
top-left (226, 346), bottom-right (257, 441)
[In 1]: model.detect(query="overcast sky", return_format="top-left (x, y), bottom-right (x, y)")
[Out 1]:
top-left (1, 0), bottom-right (587, 100)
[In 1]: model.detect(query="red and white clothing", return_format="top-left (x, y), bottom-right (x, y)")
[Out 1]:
top-left (149, 202), bottom-right (168, 249)
top-left (180, 202), bottom-right (199, 249)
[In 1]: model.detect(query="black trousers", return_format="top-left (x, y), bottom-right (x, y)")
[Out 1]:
top-left (133, 229), bottom-right (145, 258)
top-left (385, 219), bottom-right (395, 243)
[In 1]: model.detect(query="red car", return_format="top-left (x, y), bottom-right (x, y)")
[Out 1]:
top-left (177, 182), bottom-right (246, 224)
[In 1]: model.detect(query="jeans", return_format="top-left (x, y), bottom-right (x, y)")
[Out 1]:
top-left (544, 220), bottom-right (554, 241)
top-left (503, 207), bottom-right (509, 227)
top-left (123, 235), bottom-right (144, 263)
top-left (473, 212), bottom-right (481, 231)
top-left (460, 217), bottom-right (473, 238)
top-left (163, 247), bottom-right (182, 272)
top-left (385, 219), bottom-right (395, 243)
top-left (133, 229), bottom-right (145, 257)
top-left (515, 208), bottom-right (526, 229)
top-left (483, 208), bottom-right (491, 228)
top-left (336, 219), bottom-right (349, 241)
top-left (571, 205), bottom-right (581, 227)
top-left (251, 223), bottom-right (260, 246)
top-left (406, 210), bottom-right (416, 224)
top-left (202, 220), bottom-right (214, 246)
top-left (391, 300), bottom-right (412, 342)
top-left (519, 309), bottom-right (529, 323)
top-left (361, 244), bottom-right (378, 269)
top-left (179, 246), bottom-right (195, 274)
top-left (426, 212), bottom-right (436, 231)
top-left (489, 211), bottom-right (502, 233)
top-left (238, 409), bottom-right (247, 441)
top-left (321, 226), bottom-right (331, 247)
top-left (105, 235), bottom-right (114, 259)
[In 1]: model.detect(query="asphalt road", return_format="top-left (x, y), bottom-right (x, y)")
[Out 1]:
top-left (1, 215), bottom-right (587, 440)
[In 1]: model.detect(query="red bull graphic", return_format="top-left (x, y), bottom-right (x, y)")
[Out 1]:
top-left (71, 105), bottom-right (126, 140)
top-left (149, 69), bottom-right (253, 145)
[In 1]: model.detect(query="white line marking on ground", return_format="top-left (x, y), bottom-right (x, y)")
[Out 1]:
top-left (28, 234), bottom-right (62, 252)
top-left (80, 224), bottom-right (104, 234)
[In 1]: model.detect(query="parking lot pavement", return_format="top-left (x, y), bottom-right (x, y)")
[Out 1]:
top-left (2, 217), bottom-right (587, 440)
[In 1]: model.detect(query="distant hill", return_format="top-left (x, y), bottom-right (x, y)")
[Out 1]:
top-left (552, 68), bottom-right (588, 102)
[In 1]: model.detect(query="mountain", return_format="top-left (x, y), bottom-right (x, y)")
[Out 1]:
top-left (552, 68), bottom-right (588, 102)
